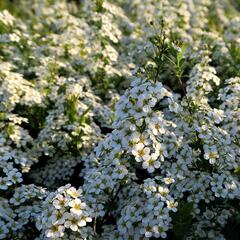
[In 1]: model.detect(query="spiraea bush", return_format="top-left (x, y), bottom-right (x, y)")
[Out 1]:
top-left (0, 0), bottom-right (239, 239)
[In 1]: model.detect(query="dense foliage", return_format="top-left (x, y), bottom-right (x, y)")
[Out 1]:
top-left (0, 0), bottom-right (240, 239)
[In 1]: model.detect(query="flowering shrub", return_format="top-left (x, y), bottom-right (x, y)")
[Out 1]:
top-left (0, 0), bottom-right (240, 239)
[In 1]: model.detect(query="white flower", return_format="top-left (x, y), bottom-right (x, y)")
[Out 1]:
top-left (168, 99), bottom-right (181, 113)
top-left (0, 178), bottom-right (8, 190)
top-left (130, 132), bottom-right (150, 145)
top-left (142, 157), bottom-right (160, 173)
top-left (45, 224), bottom-right (65, 238)
top-left (64, 213), bottom-right (92, 231)
top-left (163, 177), bottom-right (175, 185)
top-left (7, 170), bottom-right (22, 184)
top-left (166, 199), bottom-right (178, 212)
top-left (50, 210), bottom-right (66, 225)
top-left (157, 186), bottom-right (170, 200)
top-left (204, 147), bottom-right (219, 164)
top-left (148, 117), bottom-right (165, 136)
top-left (68, 198), bottom-right (86, 215)
top-left (132, 146), bottom-right (151, 162)
top-left (66, 187), bottom-right (82, 198)
top-left (53, 194), bottom-right (69, 209)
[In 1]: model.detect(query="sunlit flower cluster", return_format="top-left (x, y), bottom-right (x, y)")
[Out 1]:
top-left (83, 72), bottom-right (240, 238)
top-left (36, 184), bottom-right (92, 239)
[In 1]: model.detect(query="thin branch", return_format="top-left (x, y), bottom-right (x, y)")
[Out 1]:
top-left (100, 185), bottom-right (122, 225)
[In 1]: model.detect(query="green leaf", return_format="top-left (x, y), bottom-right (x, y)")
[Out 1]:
top-left (95, 0), bottom-right (104, 12)
top-left (172, 202), bottom-right (194, 240)
top-left (7, 123), bottom-right (15, 135)
top-left (66, 96), bottom-right (79, 123)
top-left (0, 112), bottom-right (6, 121)
top-left (234, 165), bottom-right (240, 175)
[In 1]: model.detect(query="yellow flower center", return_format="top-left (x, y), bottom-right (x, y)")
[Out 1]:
top-left (137, 149), bottom-right (145, 157)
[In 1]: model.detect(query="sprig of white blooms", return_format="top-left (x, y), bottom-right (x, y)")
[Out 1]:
top-left (36, 184), bottom-right (93, 239)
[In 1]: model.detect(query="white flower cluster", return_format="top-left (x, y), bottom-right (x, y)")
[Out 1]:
top-left (0, 150), bottom-right (24, 190)
top-left (0, 0), bottom-right (239, 239)
top-left (36, 184), bottom-right (93, 239)
top-left (0, 0), bottom-right (136, 191)
top-left (83, 73), bottom-right (240, 238)
top-left (0, 184), bottom-right (46, 239)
